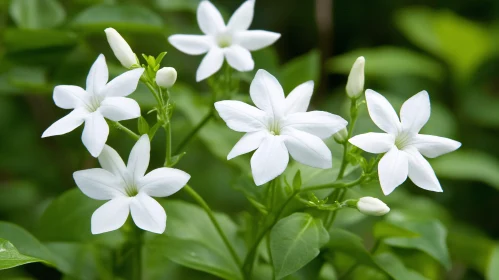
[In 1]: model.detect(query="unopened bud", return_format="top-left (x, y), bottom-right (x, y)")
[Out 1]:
top-left (105, 28), bottom-right (138, 68)
top-left (357, 197), bottom-right (390, 216)
top-left (333, 128), bottom-right (348, 144)
top-left (156, 67), bottom-right (177, 88)
top-left (346, 56), bottom-right (365, 99)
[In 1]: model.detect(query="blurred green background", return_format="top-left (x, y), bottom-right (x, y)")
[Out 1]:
top-left (1, 0), bottom-right (499, 279)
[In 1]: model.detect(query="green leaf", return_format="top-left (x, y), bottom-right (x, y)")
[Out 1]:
top-left (138, 116), bottom-right (150, 135)
top-left (0, 238), bottom-right (44, 270)
top-left (154, 0), bottom-right (200, 12)
top-left (3, 29), bottom-right (78, 53)
top-left (9, 0), bottom-right (65, 29)
top-left (327, 229), bottom-right (378, 269)
top-left (280, 49), bottom-right (320, 93)
top-left (270, 213), bottom-right (329, 279)
top-left (292, 170), bottom-right (302, 191)
top-left (374, 253), bottom-right (429, 280)
top-left (487, 245), bottom-right (499, 280)
top-left (373, 221), bottom-right (420, 240)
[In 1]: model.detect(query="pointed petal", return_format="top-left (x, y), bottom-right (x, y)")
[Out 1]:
top-left (82, 112), bottom-right (109, 157)
top-left (227, 0), bottom-right (254, 31)
top-left (130, 193), bottom-right (166, 234)
top-left (281, 127), bottom-right (331, 169)
top-left (91, 197), bottom-right (131, 234)
top-left (53, 85), bottom-right (90, 109)
top-left (102, 68), bottom-right (144, 97)
top-left (98, 145), bottom-right (127, 179)
top-left (349, 133), bottom-right (395, 154)
top-left (225, 45), bottom-right (254, 72)
top-left (99, 97), bottom-right (141, 121)
top-left (197, 1), bottom-right (225, 35)
top-left (42, 108), bottom-right (88, 138)
top-left (73, 168), bottom-right (126, 200)
top-left (196, 48), bottom-right (224, 81)
top-left (168, 35), bottom-right (212, 55)
top-left (378, 147), bottom-right (408, 195)
top-left (251, 135), bottom-right (289, 186)
top-left (86, 54), bottom-right (109, 95)
top-left (235, 30), bottom-right (281, 51)
top-left (138, 168), bottom-right (190, 197)
top-left (228, 130), bottom-right (268, 159)
top-left (214, 100), bottom-right (267, 132)
top-left (249, 69), bottom-right (285, 117)
top-left (400, 91), bottom-right (430, 134)
top-left (282, 111), bottom-right (347, 139)
top-left (365, 89), bottom-right (400, 134)
top-left (404, 147), bottom-right (442, 192)
top-left (412, 134), bottom-right (461, 158)
top-left (127, 135), bottom-right (150, 182)
top-left (283, 81), bottom-right (314, 115)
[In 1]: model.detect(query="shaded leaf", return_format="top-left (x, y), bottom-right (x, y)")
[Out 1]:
top-left (280, 49), bottom-right (320, 93)
top-left (374, 253), bottom-right (429, 280)
top-left (0, 238), bottom-right (44, 270)
top-left (327, 229), bottom-right (379, 269)
top-left (9, 0), bottom-right (65, 29)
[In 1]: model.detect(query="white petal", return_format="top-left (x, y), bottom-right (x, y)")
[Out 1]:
top-left (73, 168), bottom-right (125, 200)
top-left (378, 147), bottom-right (408, 195)
top-left (400, 91), bottom-right (430, 134)
top-left (365, 89), bottom-right (400, 134)
top-left (283, 81), bottom-right (314, 115)
top-left (281, 127), bottom-right (332, 169)
top-left (412, 134), bottom-right (461, 158)
top-left (227, 130), bottom-right (268, 159)
top-left (250, 135), bottom-right (289, 186)
top-left (225, 45), bottom-right (254, 72)
top-left (196, 48), bottom-right (224, 81)
top-left (197, 1), bottom-right (225, 35)
top-left (98, 145), bottom-right (127, 179)
top-left (349, 133), bottom-right (395, 154)
top-left (214, 100), bottom-right (267, 132)
top-left (235, 30), bottom-right (281, 51)
top-left (99, 97), bottom-right (141, 121)
top-left (127, 135), bottom-right (150, 182)
top-left (404, 147), bottom-right (442, 192)
top-left (282, 111), bottom-right (347, 139)
top-left (168, 35), bottom-right (212, 55)
top-left (138, 168), bottom-right (190, 197)
top-left (53, 85), bottom-right (90, 109)
top-left (102, 68), bottom-right (144, 97)
top-left (227, 0), bottom-right (254, 31)
top-left (91, 197), bottom-right (131, 234)
top-left (86, 54), bottom-right (109, 95)
top-left (82, 112), bottom-right (109, 157)
top-left (249, 69), bottom-right (285, 117)
top-left (130, 193), bottom-right (166, 234)
top-left (42, 108), bottom-right (88, 138)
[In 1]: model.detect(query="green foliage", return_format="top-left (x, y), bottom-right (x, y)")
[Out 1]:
top-left (279, 50), bottom-right (320, 93)
top-left (326, 228), bottom-right (379, 269)
top-left (374, 253), bottom-right (429, 280)
top-left (0, 238), bottom-right (44, 270)
top-left (9, 0), bottom-right (66, 29)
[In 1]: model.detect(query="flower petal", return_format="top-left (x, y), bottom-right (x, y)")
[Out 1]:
top-left (214, 100), bottom-right (267, 132)
top-left (102, 68), bottom-right (144, 97)
top-left (225, 45), bottom-right (254, 72)
top-left (138, 168), bottom-right (190, 197)
top-left (91, 197), bottom-right (131, 234)
top-left (365, 89), bottom-right (400, 134)
top-left (86, 54), bottom-right (109, 95)
top-left (73, 168), bottom-right (125, 200)
top-left (82, 112), bottom-right (109, 157)
top-left (53, 85), bottom-right (90, 109)
top-left (42, 108), bottom-right (88, 138)
top-left (235, 30), bottom-right (281, 51)
top-left (98, 145), bottom-right (127, 180)
top-left (250, 135), bottom-right (289, 186)
top-left (283, 81), bottom-right (314, 115)
top-left (197, 1), bottom-right (225, 35)
top-left (378, 147), bottom-right (408, 195)
top-left (282, 111), bottom-right (347, 139)
top-left (400, 90), bottom-right (430, 134)
top-left (228, 130), bottom-right (268, 159)
top-left (127, 135), bottom-right (150, 182)
top-left (249, 69), bottom-right (285, 117)
top-left (130, 193), bottom-right (166, 234)
top-left (196, 48), bottom-right (224, 81)
top-left (281, 127), bottom-right (331, 169)
top-left (168, 35), bottom-right (212, 55)
top-left (99, 97), bottom-right (141, 121)
top-left (227, 0), bottom-right (254, 31)
top-left (411, 134), bottom-right (461, 158)
top-left (349, 133), bottom-right (395, 154)
top-left (404, 147), bottom-right (442, 192)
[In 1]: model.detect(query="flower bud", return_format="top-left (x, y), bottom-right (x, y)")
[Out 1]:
top-left (105, 28), bottom-right (138, 68)
top-left (333, 128), bottom-right (348, 144)
top-left (346, 56), bottom-right (365, 99)
top-left (357, 197), bottom-right (390, 216)
top-left (156, 67), bottom-right (177, 88)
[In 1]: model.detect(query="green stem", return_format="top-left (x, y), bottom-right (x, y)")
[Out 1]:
top-left (305, 176), bottom-right (365, 192)
top-left (164, 121), bottom-right (172, 167)
top-left (111, 121), bottom-right (140, 140)
top-left (337, 98), bottom-right (360, 180)
top-left (174, 110), bottom-right (214, 154)
top-left (131, 227), bottom-right (143, 280)
top-left (325, 189), bottom-right (347, 229)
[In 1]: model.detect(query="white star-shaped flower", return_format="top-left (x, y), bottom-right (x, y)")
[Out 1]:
top-left (349, 90), bottom-right (461, 195)
top-left (42, 54), bottom-right (144, 157)
top-left (215, 70), bottom-right (348, 186)
top-left (168, 0), bottom-right (280, 81)
top-left (73, 135), bottom-right (191, 234)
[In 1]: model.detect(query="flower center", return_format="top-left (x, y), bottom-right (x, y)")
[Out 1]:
top-left (395, 132), bottom-right (413, 150)
top-left (268, 118), bottom-right (280, 135)
top-left (124, 183), bottom-right (138, 197)
top-left (86, 95), bottom-right (104, 112)
top-left (216, 33), bottom-right (233, 48)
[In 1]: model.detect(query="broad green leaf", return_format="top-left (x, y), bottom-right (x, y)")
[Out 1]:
top-left (460, 88), bottom-right (499, 127)
top-left (0, 238), bottom-right (44, 270)
top-left (6, 66), bottom-right (52, 94)
top-left (487, 245), bottom-right (499, 280)
top-left (327, 229), bottom-right (378, 269)
top-left (3, 29), bottom-right (78, 53)
top-left (9, 0), bottom-right (65, 29)
top-left (279, 49), bottom-right (320, 93)
top-left (154, 0), bottom-right (200, 12)
top-left (270, 212), bottom-right (329, 279)
top-left (373, 221), bottom-right (419, 240)
top-left (374, 253), bottom-right (429, 280)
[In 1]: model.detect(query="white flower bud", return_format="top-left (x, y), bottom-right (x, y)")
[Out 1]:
top-left (156, 67), bottom-right (177, 88)
top-left (333, 127), bottom-right (348, 144)
top-left (346, 56), bottom-right (365, 99)
top-left (105, 28), bottom-right (137, 68)
top-left (357, 197), bottom-right (390, 216)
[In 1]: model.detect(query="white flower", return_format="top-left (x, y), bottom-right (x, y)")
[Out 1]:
top-left (215, 70), bottom-right (347, 186)
top-left (105, 28), bottom-right (138, 68)
top-left (357, 197), bottom-right (390, 216)
top-left (156, 67), bottom-right (177, 88)
top-left (73, 135), bottom-right (190, 234)
top-left (168, 0), bottom-right (280, 81)
top-left (346, 56), bottom-right (365, 99)
top-left (349, 90), bottom-right (461, 195)
top-left (42, 54), bottom-right (144, 157)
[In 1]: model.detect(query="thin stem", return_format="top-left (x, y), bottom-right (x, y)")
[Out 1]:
top-left (164, 121), bottom-right (172, 167)
top-left (131, 227), bottom-right (143, 280)
top-left (305, 176), bottom-right (364, 192)
top-left (337, 98), bottom-right (359, 180)
top-left (325, 188), bottom-right (347, 228)
top-left (111, 121), bottom-right (140, 140)
top-left (174, 110), bottom-right (214, 154)
top-left (266, 234), bottom-right (275, 280)
top-left (336, 143), bottom-right (349, 180)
